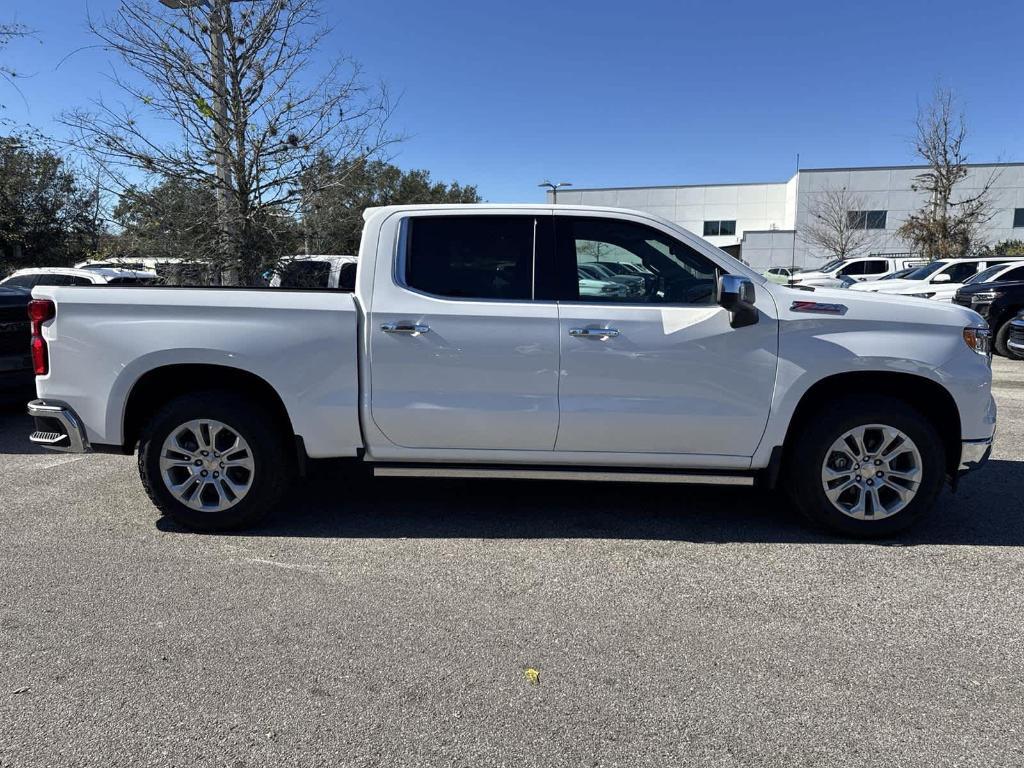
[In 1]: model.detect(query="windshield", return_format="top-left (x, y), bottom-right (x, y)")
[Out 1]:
top-left (817, 258), bottom-right (845, 273)
top-left (965, 265), bottom-right (1004, 285)
top-left (903, 261), bottom-right (947, 280)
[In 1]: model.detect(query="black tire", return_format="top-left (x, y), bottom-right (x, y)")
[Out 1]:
top-left (785, 395), bottom-right (945, 538)
top-left (993, 321), bottom-right (1024, 360)
top-left (138, 391), bottom-right (292, 531)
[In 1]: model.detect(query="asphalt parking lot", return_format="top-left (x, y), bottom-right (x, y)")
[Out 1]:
top-left (2, 362), bottom-right (1023, 767)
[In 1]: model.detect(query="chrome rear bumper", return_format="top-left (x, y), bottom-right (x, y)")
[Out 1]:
top-left (27, 400), bottom-right (91, 453)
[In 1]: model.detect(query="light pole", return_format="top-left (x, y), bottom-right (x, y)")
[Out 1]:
top-left (160, 0), bottom-right (233, 283)
top-left (538, 180), bottom-right (572, 204)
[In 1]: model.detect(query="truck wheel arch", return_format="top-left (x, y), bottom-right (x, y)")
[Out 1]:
top-left (121, 364), bottom-right (297, 457)
top-left (782, 371), bottom-right (962, 477)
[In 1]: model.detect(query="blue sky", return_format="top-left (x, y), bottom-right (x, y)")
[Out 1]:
top-left (3, 0), bottom-right (1024, 202)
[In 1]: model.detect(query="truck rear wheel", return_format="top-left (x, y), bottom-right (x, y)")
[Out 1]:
top-left (786, 395), bottom-right (945, 537)
top-left (138, 392), bottom-right (292, 531)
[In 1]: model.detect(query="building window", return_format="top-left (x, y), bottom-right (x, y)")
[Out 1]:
top-left (1013, 208), bottom-right (1024, 228)
top-left (847, 210), bottom-right (887, 230)
top-left (703, 220), bottom-right (736, 237)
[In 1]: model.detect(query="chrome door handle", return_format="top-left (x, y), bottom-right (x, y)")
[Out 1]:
top-left (568, 327), bottom-right (620, 339)
top-left (381, 322), bottom-right (430, 335)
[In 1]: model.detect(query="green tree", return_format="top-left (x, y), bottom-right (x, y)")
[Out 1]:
top-left (0, 136), bottom-right (101, 274)
top-left (300, 157), bottom-right (481, 255)
top-left (109, 176), bottom-right (301, 281)
top-left (979, 239), bottom-right (1024, 258)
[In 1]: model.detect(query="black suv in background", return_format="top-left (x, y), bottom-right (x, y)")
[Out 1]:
top-left (954, 280), bottom-right (1024, 358)
top-left (0, 286), bottom-right (33, 403)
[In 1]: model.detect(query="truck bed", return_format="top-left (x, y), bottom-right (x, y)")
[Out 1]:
top-left (31, 286), bottom-right (363, 458)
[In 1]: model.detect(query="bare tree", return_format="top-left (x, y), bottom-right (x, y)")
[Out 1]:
top-left (800, 186), bottom-right (878, 261)
top-left (0, 21), bottom-right (34, 108)
top-left (62, 0), bottom-right (393, 283)
top-left (897, 87), bottom-right (995, 260)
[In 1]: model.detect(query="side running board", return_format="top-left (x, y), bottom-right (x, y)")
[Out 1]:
top-left (372, 465), bottom-right (754, 486)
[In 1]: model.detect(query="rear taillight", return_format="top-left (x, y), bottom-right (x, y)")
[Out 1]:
top-left (28, 299), bottom-right (55, 375)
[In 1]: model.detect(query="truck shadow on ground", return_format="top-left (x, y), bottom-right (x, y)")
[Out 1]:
top-left (6, 407), bottom-right (1020, 546)
top-left (0, 407), bottom-right (49, 455)
top-left (162, 457), bottom-right (1024, 547)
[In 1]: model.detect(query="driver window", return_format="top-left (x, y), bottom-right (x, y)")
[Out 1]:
top-left (559, 217), bottom-right (719, 304)
top-left (944, 262), bottom-right (978, 283)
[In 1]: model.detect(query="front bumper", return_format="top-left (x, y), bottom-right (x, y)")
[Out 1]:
top-left (958, 436), bottom-right (993, 475)
top-left (1008, 318), bottom-right (1024, 353)
top-left (27, 399), bottom-right (91, 453)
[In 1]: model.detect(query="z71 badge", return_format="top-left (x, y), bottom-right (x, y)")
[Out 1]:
top-left (790, 301), bottom-right (848, 315)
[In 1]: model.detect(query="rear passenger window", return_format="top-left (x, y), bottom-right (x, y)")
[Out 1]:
top-left (405, 216), bottom-right (535, 300)
top-left (1, 275), bottom-right (36, 288)
top-left (34, 274), bottom-right (74, 286)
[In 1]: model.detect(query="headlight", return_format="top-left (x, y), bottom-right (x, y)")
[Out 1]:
top-left (963, 326), bottom-right (992, 359)
top-left (909, 292), bottom-right (935, 299)
top-left (971, 291), bottom-right (1000, 303)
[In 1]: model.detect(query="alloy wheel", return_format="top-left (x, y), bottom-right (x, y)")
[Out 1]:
top-left (158, 419), bottom-right (255, 512)
top-left (820, 423), bottom-right (922, 520)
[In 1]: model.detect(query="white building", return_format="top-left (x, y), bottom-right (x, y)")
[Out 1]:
top-left (546, 163), bottom-right (1024, 270)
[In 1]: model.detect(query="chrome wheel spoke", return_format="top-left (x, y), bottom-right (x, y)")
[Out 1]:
top-left (886, 466), bottom-right (920, 482)
top-left (824, 477), bottom-right (857, 501)
top-left (843, 427), bottom-right (867, 459)
top-left (882, 479), bottom-right (913, 503)
top-left (866, 486), bottom-right (883, 516)
top-left (823, 465), bottom-right (853, 480)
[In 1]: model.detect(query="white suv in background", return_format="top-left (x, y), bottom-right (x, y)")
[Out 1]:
top-left (849, 257), bottom-right (1024, 301)
top-left (789, 256), bottom-right (927, 288)
top-left (1, 266), bottom-right (159, 288)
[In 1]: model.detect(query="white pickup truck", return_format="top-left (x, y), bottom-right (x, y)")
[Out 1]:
top-left (26, 205), bottom-right (996, 537)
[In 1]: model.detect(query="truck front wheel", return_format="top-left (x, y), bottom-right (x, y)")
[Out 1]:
top-left (138, 392), bottom-right (292, 531)
top-left (786, 395), bottom-right (945, 537)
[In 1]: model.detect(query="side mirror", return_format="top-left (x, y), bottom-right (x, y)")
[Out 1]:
top-left (932, 273), bottom-right (951, 283)
top-left (718, 274), bottom-right (758, 328)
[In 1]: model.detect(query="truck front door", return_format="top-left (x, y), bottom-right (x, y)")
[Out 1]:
top-left (552, 213), bottom-right (779, 457)
top-left (368, 212), bottom-right (560, 451)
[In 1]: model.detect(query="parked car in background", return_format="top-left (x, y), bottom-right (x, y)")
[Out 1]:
top-left (878, 267), bottom-right (919, 281)
top-left (270, 255), bottom-right (358, 290)
top-left (576, 261), bottom-right (646, 296)
top-left (76, 258), bottom-right (229, 286)
top-left (790, 256), bottom-right (928, 288)
top-left (27, 204), bottom-right (995, 539)
top-left (2, 266), bottom-right (160, 288)
top-left (577, 268), bottom-right (629, 298)
top-left (0, 286), bottom-right (33, 403)
top-left (952, 266), bottom-right (1024, 357)
top-left (763, 266), bottom-right (800, 284)
top-left (850, 257), bottom-right (1024, 301)
top-left (1008, 314), bottom-right (1024, 358)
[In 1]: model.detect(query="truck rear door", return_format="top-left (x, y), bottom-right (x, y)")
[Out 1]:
top-left (367, 212), bottom-right (560, 450)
